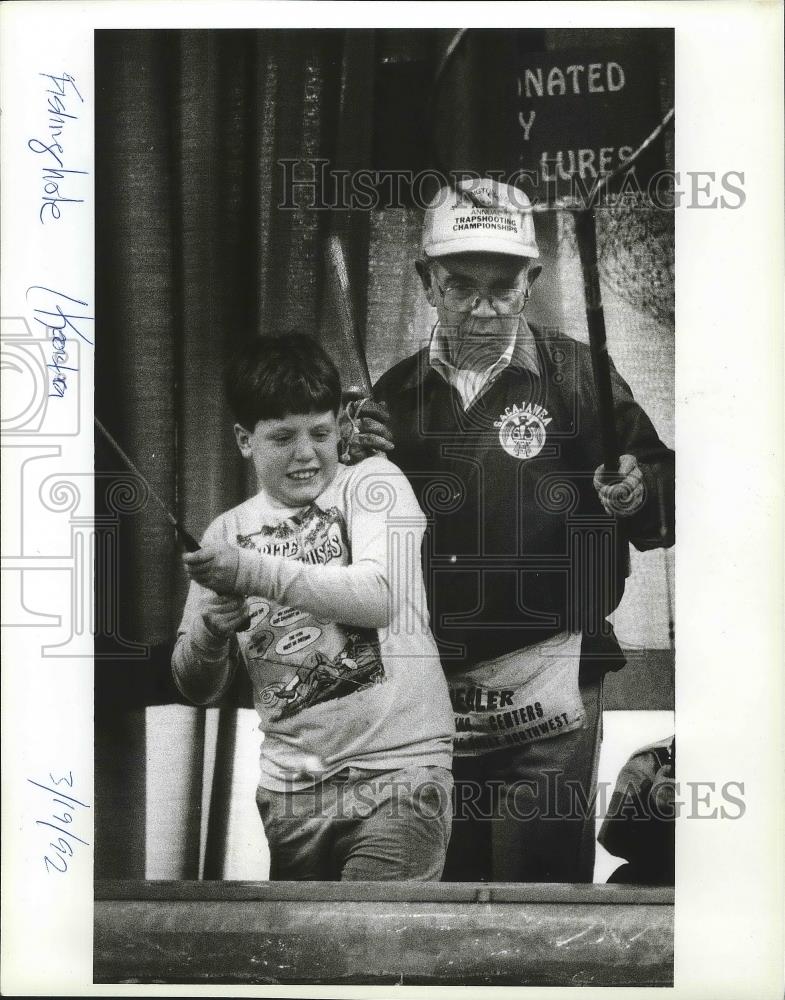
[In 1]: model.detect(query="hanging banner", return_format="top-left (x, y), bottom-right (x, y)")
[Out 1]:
top-left (517, 46), bottom-right (666, 202)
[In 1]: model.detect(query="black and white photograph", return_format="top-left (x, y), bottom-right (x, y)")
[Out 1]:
top-left (93, 25), bottom-right (677, 986)
top-left (1, 4), bottom-right (783, 997)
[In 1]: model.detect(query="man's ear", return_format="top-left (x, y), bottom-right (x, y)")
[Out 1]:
top-left (415, 257), bottom-right (438, 307)
top-left (525, 262), bottom-right (542, 295)
top-left (234, 423), bottom-right (253, 458)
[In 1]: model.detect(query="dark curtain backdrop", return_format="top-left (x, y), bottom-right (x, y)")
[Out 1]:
top-left (94, 29), bottom-right (674, 880)
top-left (97, 29), bottom-right (381, 646)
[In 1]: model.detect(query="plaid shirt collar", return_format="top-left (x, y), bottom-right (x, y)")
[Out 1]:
top-left (427, 314), bottom-right (540, 384)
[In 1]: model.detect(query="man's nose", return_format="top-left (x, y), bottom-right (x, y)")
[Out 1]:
top-left (469, 294), bottom-right (497, 318)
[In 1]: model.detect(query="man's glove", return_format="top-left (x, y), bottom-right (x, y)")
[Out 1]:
top-left (338, 392), bottom-right (395, 464)
top-left (593, 453), bottom-right (646, 517)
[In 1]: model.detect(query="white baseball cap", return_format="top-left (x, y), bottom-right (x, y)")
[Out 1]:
top-left (421, 178), bottom-right (539, 259)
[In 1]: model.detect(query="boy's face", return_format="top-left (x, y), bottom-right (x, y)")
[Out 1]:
top-left (234, 410), bottom-right (340, 507)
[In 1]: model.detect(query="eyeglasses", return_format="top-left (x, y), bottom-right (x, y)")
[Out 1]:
top-left (432, 278), bottom-right (529, 316)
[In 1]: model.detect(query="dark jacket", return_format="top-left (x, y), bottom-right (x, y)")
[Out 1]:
top-left (374, 326), bottom-right (674, 670)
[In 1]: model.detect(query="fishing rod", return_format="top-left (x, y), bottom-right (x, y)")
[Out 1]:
top-left (95, 416), bottom-right (201, 552)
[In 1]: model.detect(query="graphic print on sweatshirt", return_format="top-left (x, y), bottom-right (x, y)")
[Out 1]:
top-left (235, 503), bottom-right (385, 721)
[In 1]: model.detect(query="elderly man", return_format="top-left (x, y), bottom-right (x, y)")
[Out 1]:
top-left (358, 178), bottom-right (674, 882)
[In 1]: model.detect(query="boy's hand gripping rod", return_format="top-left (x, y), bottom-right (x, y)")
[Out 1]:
top-left (94, 416), bottom-right (201, 551)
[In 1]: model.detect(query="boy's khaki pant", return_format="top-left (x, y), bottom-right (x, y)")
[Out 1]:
top-left (256, 764), bottom-right (453, 881)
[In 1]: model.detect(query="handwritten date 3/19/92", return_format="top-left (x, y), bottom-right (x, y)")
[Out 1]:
top-left (28, 771), bottom-right (90, 874)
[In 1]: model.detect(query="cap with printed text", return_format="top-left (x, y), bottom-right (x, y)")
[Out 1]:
top-left (422, 178), bottom-right (540, 259)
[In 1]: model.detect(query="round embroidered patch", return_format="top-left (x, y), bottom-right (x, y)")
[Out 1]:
top-left (496, 404), bottom-right (550, 459)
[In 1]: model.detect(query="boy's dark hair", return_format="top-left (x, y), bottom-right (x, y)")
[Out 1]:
top-left (225, 333), bottom-right (342, 428)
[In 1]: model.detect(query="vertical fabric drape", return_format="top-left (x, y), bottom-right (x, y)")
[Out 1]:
top-left (97, 29), bottom-right (379, 643)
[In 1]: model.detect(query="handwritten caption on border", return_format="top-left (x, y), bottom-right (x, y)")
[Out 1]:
top-left (27, 72), bottom-right (88, 225)
top-left (27, 772), bottom-right (90, 874)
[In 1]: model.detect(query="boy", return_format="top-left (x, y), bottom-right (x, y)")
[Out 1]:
top-left (172, 333), bottom-right (454, 881)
